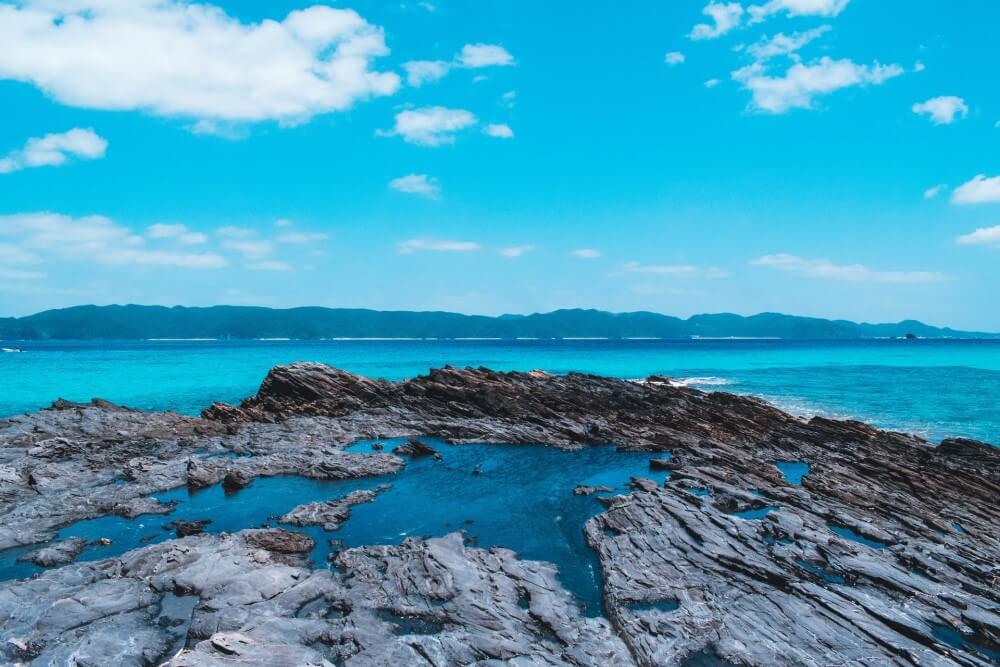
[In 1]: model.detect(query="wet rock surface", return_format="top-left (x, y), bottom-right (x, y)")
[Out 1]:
top-left (280, 487), bottom-right (388, 531)
top-left (0, 363), bottom-right (997, 665)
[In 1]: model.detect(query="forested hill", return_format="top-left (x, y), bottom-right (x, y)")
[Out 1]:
top-left (0, 305), bottom-right (991, 340)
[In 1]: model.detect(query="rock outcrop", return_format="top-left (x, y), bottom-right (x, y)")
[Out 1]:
top-left (0, 363), bottom-right (996, 665)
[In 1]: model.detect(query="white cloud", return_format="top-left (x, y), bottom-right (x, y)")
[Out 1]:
top-left (378, 106), bottom-right (477, 146)
top-left (923, 184), bottom-right (947, 199)
top-left (749, 0), bottom-right (849, 22)
top-left (705, 78), bottom-right (721, 88)
top-left (276, 231), bottom-right (329, 244)
top-left (624, 261), bottom-right (697, 275)
top-left (951, 174), bottom-right (1000, 205)
top-left (398, 239), bottom-right (480, 254)
top-left (665, 51), bottom-right (686, 66)
top-left (0, 128), bottom-right (107, 174)
top-left (402, 43), bottom-right (513, 88)
top-left (274, 219), bottom-right (293, 228)
top-left (146, 223), bottom-right (207, 245)
top-left (484, 123), bottom-right (514, 139)
top-left (571, 248), bottom-right (602, 259)
top-left (912, 96), bottom-right (969, 125)
top-left (0, 267), bottom-right (46, 280)
top-left (0, 1), bottom-right (399, 124)
top-left (247, 260), bottom-right (292, 271)
top-left (750, 253), bottom-right (944, 283)
top-left (458, 44), bottom-right (515, 68)
top-left (690, 3), bottom-right (744, 41)
top-left (389, 174), bottom-right (441, 198)
top-left (402, 60), bottom-right (450, 87)
top-left (733, 56), bottom-right (903, 113)
top-left (746, 26), bottom-right (831, 60)
top-left (499, 245), bottom-right (535, 257)
top-left (222, 239), bottom-right (273, 259)
top-left (956, 225), bottom-right (1000, 246)
top-left (0, 212), bottom-right (228, 269)
top-left (501, 90), bottom-right (517, 108)
top-left (216, 226), bottom-right (258, 239)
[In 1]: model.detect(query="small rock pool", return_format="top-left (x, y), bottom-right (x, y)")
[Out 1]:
top-left (0, 439), bottom-right (671, 616)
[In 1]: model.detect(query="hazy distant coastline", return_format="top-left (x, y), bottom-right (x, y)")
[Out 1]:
top-left (0, 305), bottom-right (993, 341)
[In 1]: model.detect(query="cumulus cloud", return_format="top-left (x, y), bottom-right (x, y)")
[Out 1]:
top-left (398, 239), bottom-right (480, 254)
top-left (402, 43), bottom-right (514, 87)
top-left (571, 248), bottom-right (601, 259)
top-left (0, 128), bottom-right (107, 174)
top-left (378, 107), bottom-right (477, 146)
top-left (0, 212), bottom-right (227, 269)
top-left (389, 174), bottom-right (441, 198)
top-left (912, 96), bottom-right (969, 125)
top-left (733, 56), bottom-right (903, 113)
top-left (956, 225), bottom-right (1000, 246)
top-left (146, 223), bottom-right (207, 245)
top-left (745, 26), bottom-right (831, 60)
top-left (499, 245), bottom-right (535, 257)
top-left (221, 238), bottom-right (273, 259)
top-left (0, 1), bottom-right (399, 124)
top-left (923, 184), bottom-right (948, 199)
top-left (690, 2), bottom-right (744, 40)
top-left (751, 253), bottom-right (944, 283)
top-left (951, 174), bottom-right (1000, 204)
top-left (484, 123), bottom-right (514, 139)
top-left (664, 51), bottom-right (686, 66)
top-left (458, 44), bottom-right (515, 68)
top-left (748, 0), bottom-right (850, 22)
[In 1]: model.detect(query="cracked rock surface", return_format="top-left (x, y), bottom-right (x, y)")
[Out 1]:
top-left (0, 363), bottom-right (997, 665)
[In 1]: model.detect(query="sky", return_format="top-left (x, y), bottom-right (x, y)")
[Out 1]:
top-left (0, 0), bottom-right (998, 330)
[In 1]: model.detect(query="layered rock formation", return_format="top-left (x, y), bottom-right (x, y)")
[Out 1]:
top-left (0, 363), bottom-right (996, 665)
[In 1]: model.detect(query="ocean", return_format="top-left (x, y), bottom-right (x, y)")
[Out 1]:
top-left (2, 338), bottom-right (997, 444)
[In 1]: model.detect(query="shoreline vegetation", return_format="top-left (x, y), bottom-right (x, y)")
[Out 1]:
top-left (0, 304), bottom-right (994, 341)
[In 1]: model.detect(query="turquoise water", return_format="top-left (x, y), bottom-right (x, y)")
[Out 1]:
top-left (1, 339), bottom-right (998, 443)
top-left (0, 438), bottom-right (669, 615)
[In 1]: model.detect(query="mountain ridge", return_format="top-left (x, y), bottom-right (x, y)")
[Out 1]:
top-left (0, 305), bottom-right (993, 340)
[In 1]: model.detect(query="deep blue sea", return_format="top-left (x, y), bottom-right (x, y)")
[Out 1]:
top-left (1, 338), bottom-right (997, 444)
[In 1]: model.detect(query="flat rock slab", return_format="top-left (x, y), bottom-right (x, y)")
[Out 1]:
top-left (16, 538), bottom-right (86, 568)
top-left (280, 487), bottom-right (388, 531)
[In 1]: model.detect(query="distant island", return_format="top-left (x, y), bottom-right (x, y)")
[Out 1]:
top-left (0, 305), bottom-right (994, 341)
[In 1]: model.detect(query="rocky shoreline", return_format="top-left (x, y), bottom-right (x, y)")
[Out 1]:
top-left (0, 363), bottom-right (997, 665)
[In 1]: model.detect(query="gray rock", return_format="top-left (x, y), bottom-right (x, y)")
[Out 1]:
top-left (16, 537), bottom-right (86, 567)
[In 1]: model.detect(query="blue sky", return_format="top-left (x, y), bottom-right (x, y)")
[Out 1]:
top-left (0, 0), bottom-right (998, 329)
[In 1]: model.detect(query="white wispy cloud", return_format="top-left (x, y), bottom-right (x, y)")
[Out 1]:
top-left (571, 248), bottom-right (602, 259)
top-left (690, 2), bottom-right (744, 40)
top-left (484, 123), bottom-right (514, 139)
top-left (389, 174), bottom-right (441, 198)
top-left (146, 223), bottom-right (207, 245)
top-left (501, 90), bottom-right (517, 108)
top-left (705, 78), bottom-right (721, 88)
top-left (664, 51), bottom-right (686, 66)
top-left (956, 225), bottom-right (1000, 246)
top-left (751, 253), bottom-right (944, 283)
top-left (923, 184), bottom-right (947, 199)
top-left (912, 96), bottom-right (968, 125)
top-left (398, 239), bottom-right (480, 254)
top-left (378, 107), bottom-right (477, 146)
top-left (745, 26), bottom-right (831, 60)
top-left (402, 43), bottom-right (514, 87)
top-left (0, 212), bottom-right (228, 269)
top-left (733, 56), bottom-right (903, 113)
top-left (0, 1), bottom-right (399, 124)
top-left (748, 0), bottom-right (850, 22)
top-left (222, 239), bottom-right (273, 259)
top-left (247, 260), bottom-right (292, 271)
top-left (276, 231), bottom-right (329, 244)
top-left (499, 245), bottom-right (535, 257)
top-left (0, 128), bottom-right (107, 174)
top-left (216, 226), bottom-right (258, 239)
top-left (951, 174), bottom-right (1000, 204)
top-left (623, 261), bottom-right (698, 275)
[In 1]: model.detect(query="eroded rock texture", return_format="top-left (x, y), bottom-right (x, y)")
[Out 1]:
top-left (0, 363), bottom-right (996, 665)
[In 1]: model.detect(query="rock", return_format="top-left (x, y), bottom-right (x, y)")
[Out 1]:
top-left (628, 476), bottom-right (658, 492)
top-left (371, 442), bottom-right (383, 451)
top-left (244, 528), bottom-right (314, 554)
top-left (16, 537), bottom-right (86, 567)
top-left (168, 520), bottom-right (211, 537)
top-left (112, 496), bottom-right (177, 519)
top-left (648, 457), bottom-right (672, 470)
top-left (392, 437), bottom-right (441, 460)
top-left (222, 468), bottom-right (252, 492)
top-left (95, 537), bottom-right (112, 546)
top-left (471, 464), bottom-right (482, 476)
top-left (279, 488), bottom-right (386, 531)
top-left (574, 485), bottom-right (614, 496)
top-left (186, 458), bottom-right (222, 489)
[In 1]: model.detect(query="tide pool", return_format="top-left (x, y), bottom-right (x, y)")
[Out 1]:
top-left (1, 338), bottom-right (998, 443)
